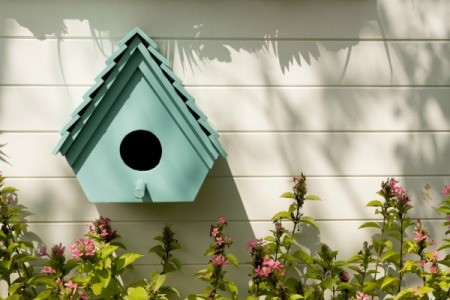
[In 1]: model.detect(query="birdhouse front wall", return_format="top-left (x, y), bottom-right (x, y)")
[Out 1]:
top-left (71, 70), bottom-right (210, 202)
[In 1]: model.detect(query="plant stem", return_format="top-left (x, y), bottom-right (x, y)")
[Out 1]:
top-left (8, 224), bottom-right (37, 296)
top-left (397, 215), bottom-right (404, 294)
top-left (372, 215), bottom-right (388, 300)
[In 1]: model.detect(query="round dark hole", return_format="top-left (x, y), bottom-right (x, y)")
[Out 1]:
top-left (120, 130), bottom-right (162, 171)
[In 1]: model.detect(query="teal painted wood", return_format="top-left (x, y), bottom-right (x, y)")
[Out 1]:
top-left (54, 28), bottom-right (226, 203)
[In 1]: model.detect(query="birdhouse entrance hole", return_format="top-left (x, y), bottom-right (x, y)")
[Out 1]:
top-left (120, 130), bottom-right (162, 171)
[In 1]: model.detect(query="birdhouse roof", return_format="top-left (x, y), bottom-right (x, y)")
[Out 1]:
top-left (53, 27), bottom-right (226, 167)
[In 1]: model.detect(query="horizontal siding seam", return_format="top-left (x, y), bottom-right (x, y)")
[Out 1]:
top-left (5, 175), bottom-right (450, 179)
top-left (1, 84), bottom-right (450, 88)
top-left (3, 130), bottom-right (450, 134)
top-left (1, 36), bottom-right (450, 42)
top-left (1, 85), bottom-right (450, 90)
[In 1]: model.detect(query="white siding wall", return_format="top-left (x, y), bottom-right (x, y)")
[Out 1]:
top-left (1, 0), bottom-right (449, 296)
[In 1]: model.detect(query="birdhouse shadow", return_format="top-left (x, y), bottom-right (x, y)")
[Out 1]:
top-left (95, 158), bottom-right (259, 265)
top-left (95, 158), bottom-right (251, 223)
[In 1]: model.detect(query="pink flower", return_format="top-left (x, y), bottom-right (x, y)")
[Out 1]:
top-left (356, 292), bottom-right (370, 300)
top-left (217, 217), bottom-right (227, 225)
top-left (7, 195), bottom-right (16, 204)
top-left (64, 279), bottom-right (77, 291)
top-left (387, 178), bottom-right (411, 203)
top-left (442, 185), bottom-right (450, 195)
top-left (40, 266), bottom-right (56, 274)
top-left (215, 237), bottom-right (223, 246)
top-left (78, 292), bottom-right (89, 300)
top-left (414, 229), bottom-right (427, 242)
top-left (418, 260), bottom-right (426, 267)
top-left (432, 250), bottom-right (439, 260)
top-left (429, 263), bottom-right (438, 274)
top-left (52, 243), bottom-right (65, 256)
top-left (246, 238), bottom-right (263, 250)
top-left (38, 247), bottom-right (48, 257)
top-left (211, 227), bottom-right (219, 237)
top-left (211, 254), bottom-right (228, 266)
top-left (255, 266), bottom-right (271, 278)
top-left (89, 216), bottom-right (117, 242)
top-left (70, 238), bottom-right (96, 259)
top-left (255, 258), bottom-right (285, 277)
top-left (413, 286), bottom-right (424, 298)
top-left (263, 259), bottom-right (281, 269)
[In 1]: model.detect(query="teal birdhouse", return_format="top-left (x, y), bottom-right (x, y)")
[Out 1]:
top-left (53, 28), bottom-right (226, 203)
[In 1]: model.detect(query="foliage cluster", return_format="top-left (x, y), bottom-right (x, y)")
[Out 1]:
top-left (0, 172), bottom-right (450, 300)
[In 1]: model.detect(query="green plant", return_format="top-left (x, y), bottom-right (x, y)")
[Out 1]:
top-left (189, 217), bottom-right (239, 300)
top-left (1, 172), bottom-right (450, 299)
top-left (0, 173), bottom-right (38, 299)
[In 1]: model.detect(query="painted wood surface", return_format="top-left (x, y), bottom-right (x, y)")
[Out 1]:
top-left (0, 0), bottom-right (449, 297)
top-left (0, 0), bottom-right (448, 39)
top-left (1, 87), bottom-right (450, 132)
top-left (0, 39), bottom-right (448, 86)
top-left (0, 133), bottom-right (449, 177)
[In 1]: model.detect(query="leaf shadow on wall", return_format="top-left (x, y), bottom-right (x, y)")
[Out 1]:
top-left (0, 143), bottom-right (10, 166)
top-left (2, 0), bottom-right (378, 75)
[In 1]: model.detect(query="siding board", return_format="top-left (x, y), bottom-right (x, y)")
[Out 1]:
top-left (7, 177), bottom-right (447, 222)
top-left (0, 39), bottom-right (448, 86)
top-left (25, 220), bottom-right (448, 266)
top-left (1, 133), bottom-right (450, 177)
top-left (1, 87), bottom-right (450, 132)
top-left (0, 0), bottom-right (448, 39)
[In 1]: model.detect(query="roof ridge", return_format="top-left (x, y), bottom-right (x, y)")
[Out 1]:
top-left (54, 28), bottom-right (226, 160)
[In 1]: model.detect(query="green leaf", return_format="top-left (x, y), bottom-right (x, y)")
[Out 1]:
top-left (305, 194), bottom-right (320, 201)
top-left (126, 286), bottom-right (148, 300)
top-left (366, 200), bottom-right (383, 207)
top-left (29, 275), bottom-right (58, 288)
top-left (91, 270), bottom-right (122, 298)
top-left (149, 245), bottom-right (166, 258)
top-left (224, 280), bottom-right (239, 299)
top-left (151, 272), bottom-right (166, 291)
top-left (394, 289), bottom-right (414, 300)
top-left (293, 250), bottom-right (314, 267)
top-left (415, 286), bottom-right (433, 295)
top-left (337, 282), bottom-right (355, 292)
top-left (163, 259), bottom-right (182, 273)
top-left (111, 241), bottom-right (127, 250)
top-left (359, 221), bottom-right (380, 229)
top-left (380, 276), bottom-right (399, 292)
top-left (437, 207), bottom-right (450, 214)
top-left (280, 192), bottom-right (296, 199)
top-left (283, 236), bottom-right (301, 248)
top-left (100, 244), bottom-right (119, 259)
top-left (381, 249), bottom-right (401, 265)
top-left (116, 253), bottom-right (143, 273)
top-left (271, 211), bottom-right (292, 221)
top-left (280, 253), bottom-right (297, 265)
top-left (288, 295), bottom-right (304, 300)
top-left (186, 295), bottom-right (206, 300)
top-left (299, 216), bottom-right (318, 230)
top-left (226, 253), bottom-right (239, 267)
top-left (8, 283), bottom-right (21, 295)
top-left (362, 281), bottom-right (378, 294)
top-left (34, 290), bottom-right (53, 300)
top-left (160, 286), bottom-right (180, 298)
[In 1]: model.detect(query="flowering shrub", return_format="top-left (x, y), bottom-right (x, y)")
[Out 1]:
top-left (0, 172), bottom-right (450, 299)
top-left (189, 217), bottom-right (239, 299)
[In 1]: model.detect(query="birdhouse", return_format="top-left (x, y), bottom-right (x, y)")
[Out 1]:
top-left (53, 28), bottom-right (226, 203)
